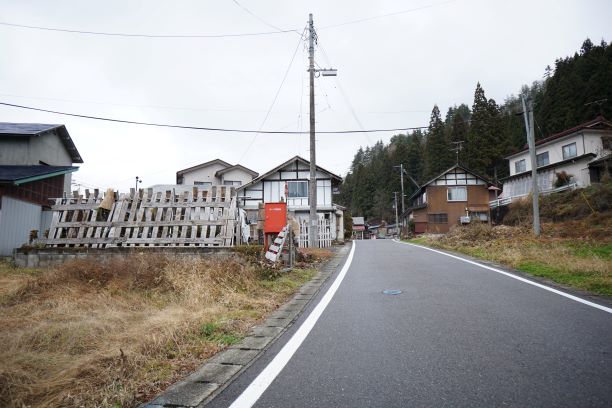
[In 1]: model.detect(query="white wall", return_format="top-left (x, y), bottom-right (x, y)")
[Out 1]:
top-left (180, 162), bottom-right (227, 185)
top-left (508, 130), bottom-right (609, 176)
top-left (219, 168), bottom-right (255, 186)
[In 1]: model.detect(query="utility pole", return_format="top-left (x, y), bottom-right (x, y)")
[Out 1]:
top-left (521, 96), bottom-right (540, 237)
top-left (394, 164), bottom-right (406, 214)
top-left (393, 192), bottom-right (399, 237)
top-left (451, 141), bottom-right (464, 165)
top-left (306, 13), bottom-right (336, 248)
top-left (308, 13), bottom-right (317, 248)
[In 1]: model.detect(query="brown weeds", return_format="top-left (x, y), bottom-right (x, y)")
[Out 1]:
top-left (0, 255), bottom-right (313, 407)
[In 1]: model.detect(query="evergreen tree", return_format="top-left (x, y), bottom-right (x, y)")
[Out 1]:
top-left (423, 105), bottom-right (453, 179)
top-left (466, 83), bottom-right (502, 177)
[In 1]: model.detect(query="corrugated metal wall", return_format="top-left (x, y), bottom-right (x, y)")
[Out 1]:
top-left (0, 196), bottom-right (43, 256)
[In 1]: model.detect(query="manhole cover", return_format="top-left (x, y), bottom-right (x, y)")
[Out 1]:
top-left (382, 289), bottom-right (402, 295)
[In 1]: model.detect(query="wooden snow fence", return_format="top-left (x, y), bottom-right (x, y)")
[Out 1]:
top-left (46, 186), bottom-right (239, 248)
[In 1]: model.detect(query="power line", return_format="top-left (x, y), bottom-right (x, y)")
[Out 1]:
top-left (0, 92), bottom-right (270, 113)
top-left (319, 0), bottom-right (459, 29)
top-left (0, 0), bottom-right (460, 39)
top-left (0, 101), bottom-right (430, 134)
top-left (238, 27), bottom-right (307, 161)
top-left (0, 20), bottom-right (298, 38)
top-left (231, 0), bottom-right (288, 33)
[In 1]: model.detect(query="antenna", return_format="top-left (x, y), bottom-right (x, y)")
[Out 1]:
top-left (450, 141), bottom-right (465, 164)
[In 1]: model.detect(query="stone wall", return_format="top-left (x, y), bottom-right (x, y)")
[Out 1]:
top-left (14, 246), bottom-right (234, 268)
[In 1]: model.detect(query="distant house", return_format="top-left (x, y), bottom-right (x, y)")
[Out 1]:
top-left (176, 159), bottom-right (258, 188)
top-left (499, 116), bottom-right (611, 204)
top-left (401, 164), bottom-right (496, 234)
top-left (237, 156), bottom-right (344, 244)
top-left (352, 216), bottom-right (367, 239)
top-left (0, 123), bottom-right (82, 255)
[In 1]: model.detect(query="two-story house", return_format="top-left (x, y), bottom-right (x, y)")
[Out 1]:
top-left (0, 123), bottom-right (82, 255)
top-left (175, 159), bottom-right (258, 188)
top-left (237, 156), bottom-right (344, 244)
top-left (500, 116), bottom-right (611, 202)
top-left (401, 164), bottom-right (496, 234)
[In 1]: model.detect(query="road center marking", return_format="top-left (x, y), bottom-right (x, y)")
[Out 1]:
top-left (394, 240), bottom-right (612, 314)
top-left (229, 241), bottom-right (356, 408)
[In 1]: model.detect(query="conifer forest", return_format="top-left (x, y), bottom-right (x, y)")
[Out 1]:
top-left (338, 39), bottom-right (612, 221)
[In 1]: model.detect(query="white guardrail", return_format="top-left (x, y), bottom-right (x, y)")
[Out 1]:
top-left (489, 183), bottom-right (578, 209)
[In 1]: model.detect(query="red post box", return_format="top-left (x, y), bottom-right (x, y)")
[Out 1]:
top-left (264, 202), bottom-right (287, 233)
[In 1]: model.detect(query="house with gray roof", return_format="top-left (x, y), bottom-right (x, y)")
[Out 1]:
top-left (0, 123), bottom-right (82, 255)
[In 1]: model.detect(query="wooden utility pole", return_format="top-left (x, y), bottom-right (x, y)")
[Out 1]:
top-left (394, 192), bottom-right (399, 237)
top-left (308, 13), bottom-right (317, 248)
top-left (394, 164), bottom-right (406, 214)
top-left (521, 96), bottom-right (541, 237)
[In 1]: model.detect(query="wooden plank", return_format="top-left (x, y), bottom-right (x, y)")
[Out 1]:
top-left (122, 237), bottom-right (226, 245)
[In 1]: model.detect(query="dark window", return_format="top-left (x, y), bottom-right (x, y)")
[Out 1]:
top-left (287, 181), bottom-right (308, 198)
top-left (515, 159), bottom-right (526, 173)
top-left (536, 151), bottom-right (549, 167)
top-left (562, 142), bottom-right (577, 159)
top-left (428, 213), bottom-right (448, 224)
top-left (194, 181), bottom-right (212, 188)
top-left (223, 180), bottom-right (241, 186)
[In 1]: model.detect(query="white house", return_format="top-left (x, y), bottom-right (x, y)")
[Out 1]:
top-left (176, 159), bottom-right (258, 187)
top-left (0, 123), bottom-right (82, 255)
top-left (237, 156), bottom-right (345, 243)
top-left (500, 116), bottom-right (611, 201)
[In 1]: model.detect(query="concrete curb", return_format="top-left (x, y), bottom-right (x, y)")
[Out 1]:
top-left (142, 244), bottom-right (351, 408)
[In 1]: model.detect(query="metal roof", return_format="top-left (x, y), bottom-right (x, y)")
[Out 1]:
top-left (352, 216), bottom-right (365, 225)
top-left (505, 116), bottom-right (612, 159)
top-left (0, 165), bottom-right (78, 185)
top-left (0, 122), bottom-right (83, 163)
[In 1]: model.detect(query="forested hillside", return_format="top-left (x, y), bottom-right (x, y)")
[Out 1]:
top-left (338, 39), bottom-right (612, 221)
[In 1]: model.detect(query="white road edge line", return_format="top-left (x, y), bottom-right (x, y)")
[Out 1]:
top-left (393, 239), bottom-right (612, 314)
top-left (229, 241), bottom-right (357, 408)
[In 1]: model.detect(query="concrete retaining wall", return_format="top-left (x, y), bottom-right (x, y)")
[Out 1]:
top-left (14, 247), bottom-right (234, 268)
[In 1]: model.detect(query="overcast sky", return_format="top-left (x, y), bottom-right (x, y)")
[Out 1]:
top-left (1, 0), bottom-right (610, 192)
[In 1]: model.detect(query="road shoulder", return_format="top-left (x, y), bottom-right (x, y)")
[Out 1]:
top-left (142, 243), bottom-right (352, 408)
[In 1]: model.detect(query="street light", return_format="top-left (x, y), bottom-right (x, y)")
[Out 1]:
top-left (135, 176), bottom-right (142, 192)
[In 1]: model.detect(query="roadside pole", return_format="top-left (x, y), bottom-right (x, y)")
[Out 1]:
top-left (394, 192), bottom-right (399, 238)
top-left (308, 13), bottom-right (317, 248)
top-left (521, 96), bottom-right (541, 236)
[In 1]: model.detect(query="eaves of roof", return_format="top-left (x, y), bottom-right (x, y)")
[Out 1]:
top-left (176, 159), bottom-right (232, 175)
top-left (237, 155), bottom-right (342, 191)
top-left (505, 116), bottom-right (612, 159)
top-left (501, 153), bottom-right (596, 181)
top-left (0, 165), bottom-right (79, 185)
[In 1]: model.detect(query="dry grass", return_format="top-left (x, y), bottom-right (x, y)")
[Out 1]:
top-left (0, 254), bottom-right (316, 407)
top-left (413, 217), bottom-right (612, 296)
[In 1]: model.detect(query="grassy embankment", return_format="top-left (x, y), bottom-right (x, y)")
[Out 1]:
top-left (408, 181), bottom-right (612, 296)
top-left (0, 246), bottom-right (331, 407)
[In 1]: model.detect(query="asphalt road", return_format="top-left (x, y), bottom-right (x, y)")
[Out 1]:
top-left (206, 240), bottom-right (612, 408)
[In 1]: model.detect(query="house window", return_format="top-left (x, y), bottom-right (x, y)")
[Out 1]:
top-left (447, 186), bottom-right (467, 201)
top-left (287, 181), bottom-right (308, 198)
top-left (562, 142), bottom-right (577, 159)
top-left (536, 152), bottom-right (549, 167)
top-left (223, 180), bottom-right (241, 186)
top-left (470, 211), bottom-right (489, 221)
top-left (428, 213), bottom-right (448, 224)
top-left (515, 159), bottom-right (526, 173)
top-left (194, 181), bottom-right (212, 188)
